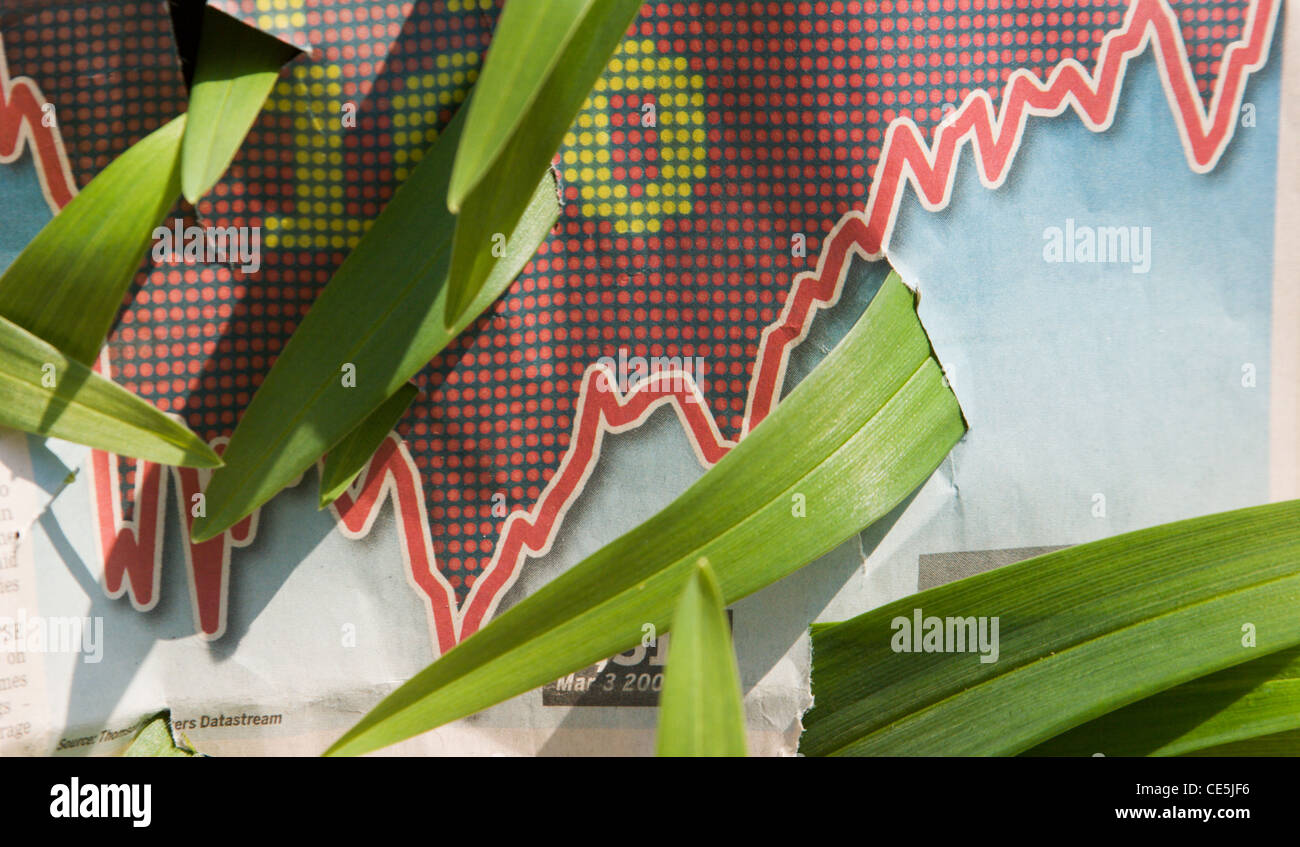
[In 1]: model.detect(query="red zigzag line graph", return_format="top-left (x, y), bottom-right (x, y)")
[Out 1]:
top-left (79, 0), bottom-right (1278, 653)
top-left (0, 40), bottom-right (76, 212)
top-left (745, 0), bottom-right (1279, 427)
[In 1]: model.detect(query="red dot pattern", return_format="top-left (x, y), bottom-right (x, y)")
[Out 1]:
top-left (1172, 0), bottom-right (1253, 98)
top-left (11, 0), bottom-right (1260, 600)
top-left (1, 2), bottom-right (187, 184)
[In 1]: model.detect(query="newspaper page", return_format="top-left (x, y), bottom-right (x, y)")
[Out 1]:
top-left (0, 0), bottom-right (1294, 756)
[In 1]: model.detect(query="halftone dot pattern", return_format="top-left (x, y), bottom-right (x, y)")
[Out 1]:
top-left (18, 0), bottom-right (1259, 600)
top-left (108, 248), bottom-right (243, 522)
top-left (1169, 0), bottom-right (1253, 98)
top-left (210, 0), bottom-right (318, 51)
top-left (2, 2), bottom-right (207, 520)
top-left (0, 1), bottom-right (187, 183)
top-left (250, 0), bottom-right (309, 34)
top-left (561, 38), bottom-right (708, 234)
top-left (259, 53), bottom-right (479, 251)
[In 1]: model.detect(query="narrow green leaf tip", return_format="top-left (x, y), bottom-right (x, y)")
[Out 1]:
top-left (181, 7), bottom-right (299, 204)
top-left (656, 558), bottom-right (747, 757)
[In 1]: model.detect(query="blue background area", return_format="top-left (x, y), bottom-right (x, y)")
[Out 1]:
top-left (881, 42), bottom-right (1279, 557)
top-left (0, 155), bottom-right (54, 271)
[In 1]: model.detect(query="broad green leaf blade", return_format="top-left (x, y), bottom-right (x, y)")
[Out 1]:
top-left (0, 313), bottom-right (220, 468)
top-left (443, 0), bottom-right (644, 324)
top-left (125, 714), bottom-right (200, 757)
top-left (325, 273), bottom-right (965, 756)
top-left (181, 7), bottom-right (299, 204)
top-left (0, 116), bottom-right (184, 364)
top-left (656, 560), bottom-right (746, 757)
top-left (446, 0), bottom-right (642, 210)
top-left (318, 382), bottom-right (419, 508)
top-left (1193, 728), bottom-right (1300, 756)
top-left (801, 500), bottom-right (1300, 757)
top-left (1025, 645), bottom-right (1300, 757)
top-left (190, 105), bottom-right (559, 543)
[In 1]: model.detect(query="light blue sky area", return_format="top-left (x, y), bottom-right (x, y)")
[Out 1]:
top-left (877, 43), bottom-right (1280, 561)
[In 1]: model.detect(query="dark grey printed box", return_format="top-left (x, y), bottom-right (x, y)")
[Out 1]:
top-left (918, 546), bottom-right (1069, 589)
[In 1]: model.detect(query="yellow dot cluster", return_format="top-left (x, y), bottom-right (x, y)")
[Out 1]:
top-left (262, 52), bottom-right (478, 251)
top-left (254, 0), bottom-right (307, 33)
top-left (561, 39), bottom-right (707, 234)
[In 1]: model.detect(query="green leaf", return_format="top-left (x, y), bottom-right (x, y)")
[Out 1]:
top-left (656, 559), bottom-right (747, 757)
top-left (0, 313), bottom-right (220, 467)
top-left (124, 713), bottom-right (200, 757)
top-left (318, 382), bottom-right (419, 508)
top-left (801, 500), bottom-right (1300, 756)
top-left (325, 273), bottom-right (965, 756)
top-left (0, 116), bottom-right (184, 365)
top-left (443, 0), bottom-right (644, 324)
top-left (1192, 728), bottom-right (1300, 756)
top-left (190, 105), bottom-right (560, 543)
top-left (181, 7), bottom-right (299, 204)
top-left (1024, 645), bottom-right (1300, 757)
